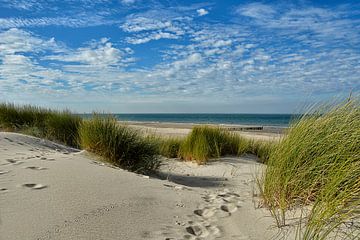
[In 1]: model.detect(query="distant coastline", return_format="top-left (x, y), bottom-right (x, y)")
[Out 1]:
top-left (79, 113), bottom-right (298, 128)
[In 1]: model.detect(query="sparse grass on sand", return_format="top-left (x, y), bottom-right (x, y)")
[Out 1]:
top-left (259, 99), bottom-right (360, 239)
top-left (0, 103), bottom-right (81, 147)
top-left (79, 116), bottom-right (160, 173)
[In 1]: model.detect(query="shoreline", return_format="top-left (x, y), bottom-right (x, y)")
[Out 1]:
top-left (122, 120), bottom-right (287, 132)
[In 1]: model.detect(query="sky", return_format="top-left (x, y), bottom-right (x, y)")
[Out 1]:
top-left (0, 0), bottom-right (359, 113)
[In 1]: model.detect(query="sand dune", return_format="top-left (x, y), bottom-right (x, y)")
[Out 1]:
top-left (0, 132), bottom-right (294, 239)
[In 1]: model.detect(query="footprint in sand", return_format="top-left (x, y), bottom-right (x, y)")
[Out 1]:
top-left (25, 166), bottom-right (48, 171)
top-left (6, 159), bottom-right (23, 165)
top-left (0, 188), bottom-right (8, 193)
top-left (4, 137), bottom-right (14, 142)
top-left (22, 183), bottom-right (47, 190)
top-left (39, 157), bottom-right (55, 161)
top-left (0, 170), bottom-right (11, 175)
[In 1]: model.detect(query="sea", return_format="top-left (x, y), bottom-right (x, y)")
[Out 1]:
top-left (81, 114), bottom-right (299, 128)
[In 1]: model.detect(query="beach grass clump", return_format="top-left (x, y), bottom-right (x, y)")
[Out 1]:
top-left (176, 125), bottom-right (275, 164)
top-left (157, 137), bottom-right (184, 158)
top-left (0, 103), bottom-right (82, 147)
top-left (179, 126), bottom-right (247, 163)
top-left (260, 99), bottom-right (360, 239)
top-left (44, 112), bottom-right (82, 148)
top-left (79, 116), bottom-right (160, 173)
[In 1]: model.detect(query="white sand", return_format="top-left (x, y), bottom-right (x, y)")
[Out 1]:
top-left (0, 132), bottom-right (294, 239)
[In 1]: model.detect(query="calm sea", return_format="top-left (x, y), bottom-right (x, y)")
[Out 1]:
top-left (81, 114), bottom-right (298, 127)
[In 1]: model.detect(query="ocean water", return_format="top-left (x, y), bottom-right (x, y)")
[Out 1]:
top-left (94, 114), bottom-right (298, 127)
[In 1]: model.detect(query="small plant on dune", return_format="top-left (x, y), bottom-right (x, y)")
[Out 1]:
top-left (79, 116), bottom-right (160, 173)
top-left (259, 99), bottom-right (360, 239)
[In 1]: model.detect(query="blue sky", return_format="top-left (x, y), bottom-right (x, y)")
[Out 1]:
top-left (0, 0), bottom-right (359, 113)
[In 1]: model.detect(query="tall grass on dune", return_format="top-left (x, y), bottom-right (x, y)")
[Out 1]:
top-left (178, 125), bottom-right (262, 164)
top-left (259, 99), bottom-right (360, 239)
top-left (79, 116), bottom-right (160, 173)
top-left (44, 112), bottom-right (82, 148)
top-left (248, 139), bottom-right (277, 163)
top-left (0, 103), bottom-right (50, 130)
top-left (0, 103), bottom-right (81, 147)
top-left (157, 137), bottom-right (184, 158)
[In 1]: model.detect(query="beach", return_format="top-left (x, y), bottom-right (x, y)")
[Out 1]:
top-left (0, 129), bottom-right (292, 240)
top-left (126, 121), bottom-right (284, 141)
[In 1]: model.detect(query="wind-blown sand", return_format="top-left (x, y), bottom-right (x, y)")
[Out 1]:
top-left (0, 132), bottom-right (294, 239)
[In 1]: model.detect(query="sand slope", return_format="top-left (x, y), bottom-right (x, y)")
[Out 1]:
top-left (0, 132), bottom-right (291, 240)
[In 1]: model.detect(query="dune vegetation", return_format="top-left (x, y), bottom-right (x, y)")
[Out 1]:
top-left (79, 116), bottom-right (160, 173)
top-left (0, 103), bottom-right (82, 147)
top-left (157, 125), bottom-right (276, 164)
top-left (0, 104), bottom-right (160, 173)
top-left (259, 99), bottom-right (360, 239)
top-left (157, 137), bottom-right (184, 158)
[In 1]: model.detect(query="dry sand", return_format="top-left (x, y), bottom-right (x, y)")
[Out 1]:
top-left (0, 132), bottom-right (295, 240)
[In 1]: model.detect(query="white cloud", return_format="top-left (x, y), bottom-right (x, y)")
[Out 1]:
top-left (213, 40), bottom-right (232, 47)
top-left (197, 8), bottom-right (209, 16)
top-left (0, 28), bottom-right (60, 55)
top-left (121, 0), bottom-right (137, 4)
top-left (235, 3), bottom-right (360, 44)
top-left (121, 17), bottom-right (172, 32)
top-left (0, 15), bottom-right (117, 29)
top-left (173, 53), bottom-right (202, 68)
top-left (126, 31), bottom-right (180, 44)
top-left (236, 3), bottom-right (275, 19)
top-left (120, 10), bottom-right (190, 44)
top-left (45, 39), bottom-right (130, 66)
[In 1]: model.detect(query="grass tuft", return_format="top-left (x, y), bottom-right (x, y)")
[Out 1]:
top-left (178, 125), bottom-right (259, 164)
top-left (79, 116), bottom-right (160, 173)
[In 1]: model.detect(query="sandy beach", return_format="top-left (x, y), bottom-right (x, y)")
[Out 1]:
top-left (126, 121), bottom-right (284, 142)
top-left (0, 131), bottom-right (293, 240)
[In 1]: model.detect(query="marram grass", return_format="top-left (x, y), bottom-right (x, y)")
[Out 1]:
top-left (157, 137), bottom-right (184, 158)
top-left (79, 116), bottom-right (160, 173)
top-left (259, 99), bottom-right (360, 239)
top-left (178, 125), bottom-right (273, 164)
top-left (0, 103), bottom-right (81, 147)
top-left (0, 104), bottom-right (159, 173)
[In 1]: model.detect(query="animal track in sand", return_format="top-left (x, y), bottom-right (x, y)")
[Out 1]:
top-left (22, 183), bottom-right (47, 190)
top-left (25, 166), bottom-right (48, 171)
